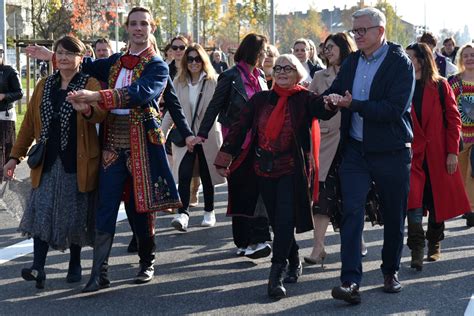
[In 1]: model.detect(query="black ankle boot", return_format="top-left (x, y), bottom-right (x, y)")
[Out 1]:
top-left (135, 236), bottom-right (156, 284)
top-left (67, 244), bottom-right (82, 283)
top-left (22, 238), bottom-right (49, 289)
top-left (21, 268), bottom-right (46, 289)
top-left (407, 222), bottom-right (425, 271)
top-left (267, 263), bottom-right (287, 299)
top-left (284, 250), bottom-right (302, 283)
top-left (83, 231), bottom-right (114, 293)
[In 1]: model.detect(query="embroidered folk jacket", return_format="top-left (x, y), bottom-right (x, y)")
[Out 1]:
top-left (82, 49), bottom-right (192, 213)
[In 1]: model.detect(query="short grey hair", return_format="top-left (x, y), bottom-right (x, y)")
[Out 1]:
top-left (352, 7), bottom-right (386, 27)
top-left (273, 54), bottom-right (308, 83)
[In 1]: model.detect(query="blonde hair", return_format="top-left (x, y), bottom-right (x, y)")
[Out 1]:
top-left (456, 44), bottom-right (474, 74)
top-left (177, 43), bottom-right (216, 84)
top-left (273, 54), bottom-right (308, 83)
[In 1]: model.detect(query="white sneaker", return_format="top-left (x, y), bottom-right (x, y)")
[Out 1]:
top-left (171, 213), bottom-right (189, 231)
top-left (244, 242), bottom-right (272, 259)
top-left (236, 247), bottom-right (246, 256)
top-left (201, 211), bottom-right (216, 227)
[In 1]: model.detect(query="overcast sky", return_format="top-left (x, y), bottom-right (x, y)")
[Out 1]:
top-left (275, 0), bottom-right (473, 37)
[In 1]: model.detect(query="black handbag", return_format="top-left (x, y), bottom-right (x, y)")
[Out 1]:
top-left (168, 80), bottom-right (206, 148)
top-left (26, 141), bottom-right (46, 169)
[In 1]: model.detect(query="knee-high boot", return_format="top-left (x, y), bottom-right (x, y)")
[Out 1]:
top-left (82, 231), bottom-right (114, 293)
top-left (66, 243), bottom-right (82, 283)
top-left (135, 235), bottom-right (156, 284)
top-left (268, 263), bottom-right (287, 299)
top-left (407, 222), bottom-right (425, 271)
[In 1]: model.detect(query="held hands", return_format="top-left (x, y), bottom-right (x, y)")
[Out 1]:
top-left (66, 90), bottom-right (101, 104)
top-left (3, 159), bottom-right (17, 180)
top-left (324, 90), bottom-right (353, 109)
top-left (446, 153), bottom-right (458, 175)
top-left (185, 136), bottom-right (205, 152)
top-left (25, 45), bottom-right (54, 61)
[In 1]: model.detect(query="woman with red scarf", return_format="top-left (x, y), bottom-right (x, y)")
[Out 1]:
top-left (214, 54), bottom-right (337, 299)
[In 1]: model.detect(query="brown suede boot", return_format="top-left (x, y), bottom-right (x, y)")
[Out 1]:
top-left (427, 241), bottom-right (441, 261)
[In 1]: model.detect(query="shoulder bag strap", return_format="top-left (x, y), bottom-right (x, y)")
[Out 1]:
top-left (190, 79), bottom-right (206, 133)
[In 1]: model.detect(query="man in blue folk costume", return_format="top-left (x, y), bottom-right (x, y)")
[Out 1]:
top-left (27, 6), bottom-right (195, 292)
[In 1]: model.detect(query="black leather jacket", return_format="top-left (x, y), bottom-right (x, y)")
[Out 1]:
top-left (197, 65), bottom-right (267, 139)
top-left (0, 65), bottom-right (23, 115)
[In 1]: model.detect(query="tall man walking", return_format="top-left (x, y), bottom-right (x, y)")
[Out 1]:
top-left (322, 7), bottom-right (415, 304)
top-left (27, 7), bottom-right (194, 292)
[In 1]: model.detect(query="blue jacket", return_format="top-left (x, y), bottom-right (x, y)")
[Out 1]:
top-left (323, 42), bottom-right (415, 152)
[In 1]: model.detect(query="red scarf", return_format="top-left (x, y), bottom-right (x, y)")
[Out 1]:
top-left (265, 83), bottom-right (307, 142)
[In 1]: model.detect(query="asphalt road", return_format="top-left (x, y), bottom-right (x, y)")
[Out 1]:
top-left (0, 163), bottom-right (473, 315)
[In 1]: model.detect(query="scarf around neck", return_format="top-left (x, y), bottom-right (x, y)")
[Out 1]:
top-left (39, 71), bottom-right (89, 150)
top-left (264, 83), bottom-right (307, 142)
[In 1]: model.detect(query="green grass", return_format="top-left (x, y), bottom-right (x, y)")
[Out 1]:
top-left (15, 110), bottom-right (25, 135)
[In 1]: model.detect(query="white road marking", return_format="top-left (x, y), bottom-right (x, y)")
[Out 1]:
top-left (0, 205), bottom-right (127, 265)
top-left (465, 294), bottom-right (474, 316)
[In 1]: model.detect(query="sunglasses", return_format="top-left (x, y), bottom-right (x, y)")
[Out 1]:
top-left (172, 45), bottom-right (186, 51)
top-left (187, 56), bottom-right (203, 64)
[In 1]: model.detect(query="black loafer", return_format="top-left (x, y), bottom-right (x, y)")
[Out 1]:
top-left (331, 282), bottom-right (361, 304)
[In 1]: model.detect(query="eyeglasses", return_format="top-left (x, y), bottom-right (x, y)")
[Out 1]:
top-left (273, 65), bottom-right (296, 74)
top-left (187, 56), bottom-right (203, 64)
top-left (172, 45), bottom-right (186, 51)
top-left (348, 26), bottom-right (380, 37)
top-left (323, 44), bottom-right (334, 53)
top-left (56, 50), bottom-right (81, 57)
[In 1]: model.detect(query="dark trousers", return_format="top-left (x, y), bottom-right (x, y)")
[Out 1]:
top-left (339, 139), bottom-right (411, 285)
top-left (259, 174), bottom-right (298, 264)
top-left (177, 145), bottom-right (214, 215)
top-left (96, 149), bottom-right (155, 239)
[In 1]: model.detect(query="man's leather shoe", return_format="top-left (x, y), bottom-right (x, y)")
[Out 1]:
top-left (383, 273), bottom-right (402, 293)
top-left (331, 282), bottom-right (361, 304)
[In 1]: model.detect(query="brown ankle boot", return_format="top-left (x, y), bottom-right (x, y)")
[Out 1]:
top-left (427, 241), bottom-right (441, 261)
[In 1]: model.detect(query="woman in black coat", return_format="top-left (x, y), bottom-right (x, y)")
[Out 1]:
top-left (214, 54), bottom-right (336, 299)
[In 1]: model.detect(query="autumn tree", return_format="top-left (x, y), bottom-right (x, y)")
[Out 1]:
top-left (275, 8), bottom-right (328, 53)
top-left (215, 0), bottom-right (270, 50)
top-left (70, 0), bottom-right (117, 39)
top-left (152, 0), bottom-right (190, 44)
top-left (375, 0), bottom-right (413, 47)
top-left (31, 0), bottom-right (71, 40)
top-left (197, 0), bottom-right (221, 46)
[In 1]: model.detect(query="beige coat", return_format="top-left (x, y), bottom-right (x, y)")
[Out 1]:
top-left (309, 66), bottom-right (341, 181)
top-left (162, 75), bottom-right (226, 186)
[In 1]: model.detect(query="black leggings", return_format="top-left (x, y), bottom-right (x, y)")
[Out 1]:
top-left (177, 145), bottom-right (214, 215)
top-left (259, 174), bottom-right (298, 264)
